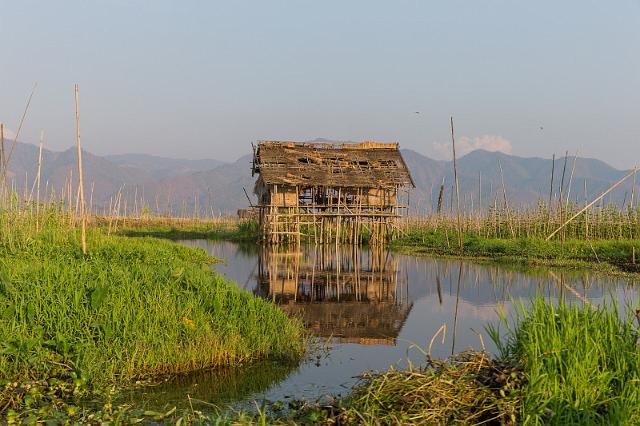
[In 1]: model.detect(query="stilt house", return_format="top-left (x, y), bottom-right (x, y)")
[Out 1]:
top-left (252, 141), bottom-right (414, 244)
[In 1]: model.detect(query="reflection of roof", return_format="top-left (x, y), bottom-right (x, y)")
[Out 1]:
top-left (279, 301), bottom-right (413, 342)
top-left (254, 141), bottom-right (415, 188)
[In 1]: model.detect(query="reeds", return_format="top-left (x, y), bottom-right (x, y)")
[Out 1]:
top-left (488, 299), bottom-right (640, 424)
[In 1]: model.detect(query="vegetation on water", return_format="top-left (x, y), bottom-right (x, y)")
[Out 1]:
top-left (0, 210), bottom-right (303, 422)
top-left (394, 228), bottom-right (640, 273)
top-left (302, 351), bottom-right (523, 425)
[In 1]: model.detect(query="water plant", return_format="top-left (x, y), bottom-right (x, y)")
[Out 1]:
top-left (488, 299), bottom-right (640, 425)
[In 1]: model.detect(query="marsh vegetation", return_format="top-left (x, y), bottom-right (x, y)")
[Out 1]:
top-left (0, 209), bottom-right (303, 423)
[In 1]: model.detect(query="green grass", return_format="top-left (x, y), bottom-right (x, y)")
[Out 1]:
top-left (0, 211), bottom-right (303, 391)
top-left (393, 229), bottom-right (640, 274)
top-left (489, 299), bottom-right (640, 425)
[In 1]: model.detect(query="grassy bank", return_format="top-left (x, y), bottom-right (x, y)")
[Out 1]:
top-left (0, 211), bottom-right (303, 421)
top-left (393, 229), bottom-right (640, 274)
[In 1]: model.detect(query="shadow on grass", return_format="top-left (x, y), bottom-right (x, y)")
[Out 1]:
top-left (117, 220), bottom-right (260, 243)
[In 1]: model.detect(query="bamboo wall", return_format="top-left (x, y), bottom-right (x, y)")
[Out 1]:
top-left (256, 183), bottom-right (409, 245)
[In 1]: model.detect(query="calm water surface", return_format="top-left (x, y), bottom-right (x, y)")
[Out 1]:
top-left (124, 240), bottom-right (640, 412)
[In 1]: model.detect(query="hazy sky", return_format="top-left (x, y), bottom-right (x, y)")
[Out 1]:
top-left (1, 1), bottom-right (639, 167)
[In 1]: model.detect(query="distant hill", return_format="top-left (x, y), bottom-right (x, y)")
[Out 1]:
top-left (3, 140), bottom-right (634, 216)
top-left (402, 148), bottom-right (631, 214)
top-left (105, 153), bottom-right (224, 180)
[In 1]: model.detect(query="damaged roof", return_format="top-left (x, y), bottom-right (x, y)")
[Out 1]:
top-left (253, 141), bottom-right (415, 188)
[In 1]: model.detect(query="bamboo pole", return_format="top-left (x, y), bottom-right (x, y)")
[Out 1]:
top-left (89, 182), bottom-right (95, 217)
top-left (478, 171), bottom-right (482, 214)
top-left (0, 124), bottom-right (5, 204)
top-left (499, 160), bottom-right (515, 237)
top-left (74, 84), bottom-right (87, 255)
top-left (450, 117), bottom-right (463, 250)
top-left (558, 151), bottom-right (568, 241)
top-left (547, 153), bottom-right (555, 231)
top-left (584, 179), bottom-right (589, 239)
top-left (565, 150), bottom-right (578, 211)
top-left (436, 177), bottom-right (445, 214)
top-left (6, 83), bottom-right (38, 169)
top-left (35, 130), bottom-right (44, 216)
top-left (631, 170), bottom-right (637, 211)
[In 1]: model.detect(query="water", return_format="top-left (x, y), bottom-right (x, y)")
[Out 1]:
top-left (123, 240), bottom-right (640, 412)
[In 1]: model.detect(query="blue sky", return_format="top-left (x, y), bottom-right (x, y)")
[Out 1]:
top-left (1, 1), bottom-right (639, 167)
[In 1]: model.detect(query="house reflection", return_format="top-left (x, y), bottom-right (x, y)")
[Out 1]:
top-left (255, 245), bottom-right (413, 345)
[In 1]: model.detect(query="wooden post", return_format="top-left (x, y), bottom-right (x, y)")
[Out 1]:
top-left (565, 151), bottom-right (578, 211)
top-left (336, 188), bottom-right (341, 248)
top-left (499, 160), bottom-right (516, 238)
top-left (5, 83), bottom-right (37, 172)
top-left (584, 179), bottom-right (589, 239)
top-left (547, 153), bottom-right (555, 232)
top-left (478, 171), bottom-right (482, 215)
top-left (74, 84), bottom-right (87, 255)
top-left (0, 123), bottom-right (5, 204)
top-left (450, 117), bottom-right (463, 250)
top-left (35, 130), bottom-right (44, 218)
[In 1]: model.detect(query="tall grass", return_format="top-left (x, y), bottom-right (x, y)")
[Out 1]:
top-left (395, 204), bottom-right (640, 272)
top-left (489, 299), bottom-right (640, 425)
top-left (402, 203), bottom-right (640, 241)
top-left (0, 210), bottom-right (303, 387)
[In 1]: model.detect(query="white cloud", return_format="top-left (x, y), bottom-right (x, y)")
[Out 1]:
top-left (432, 135), bottom-right (512, 160)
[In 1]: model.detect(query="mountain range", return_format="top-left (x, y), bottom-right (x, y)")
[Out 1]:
top-left (2, 139), bottom-right (634, 216)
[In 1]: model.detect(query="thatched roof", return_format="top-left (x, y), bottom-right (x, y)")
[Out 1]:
top-left (253, 141), bottom-right (415, 188)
